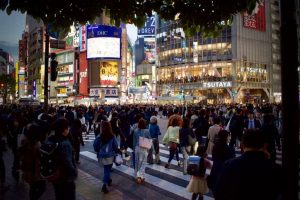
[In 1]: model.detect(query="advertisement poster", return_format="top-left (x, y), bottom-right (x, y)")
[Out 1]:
top-left (79, 25), bottom-right (86, 52)
top-left (243, 0), bottom-right (266, 32)
top-left (144, 37), bottom-right (156, 64)
top-left (99, 61), bottom-right (118, 86)
top-left (87, 25), bottom-right (121, 59)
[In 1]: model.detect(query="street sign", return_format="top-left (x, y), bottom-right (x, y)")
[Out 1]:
top-left (50, 39), bottom-right (66, 49)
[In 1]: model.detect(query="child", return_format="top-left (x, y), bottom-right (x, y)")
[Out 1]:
top-left (186, 146), bottom-right (212, 200)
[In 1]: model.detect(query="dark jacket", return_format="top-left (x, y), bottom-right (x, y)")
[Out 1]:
top-left (179, 127), bottom-right (195, 147)
top-left (214, 151), bottom-right (283, 200)
top-left (149, 123), bottom-right (161, 139)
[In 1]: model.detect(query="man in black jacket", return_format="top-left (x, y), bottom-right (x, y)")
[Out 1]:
top-left (214, 129), bottom-right (283, 200)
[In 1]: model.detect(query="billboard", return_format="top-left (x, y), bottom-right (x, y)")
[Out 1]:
top-left (144, 37), bottom-right (156, 64)
top-left (243, 0), bottom-right (266, 32)
top-left (138, 16), bottom-right (155, 36)
top-left (79, 52), bottom-right (88, 96)
top-left (87, 25), bottom-right (121, 59)
top-left (99, 61), bottom-right (118, 86)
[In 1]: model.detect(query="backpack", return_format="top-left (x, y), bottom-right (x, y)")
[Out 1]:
top-left (40, 139), bottom-right (61, 182)
top-left (187, 156), bottom-right (205, 176)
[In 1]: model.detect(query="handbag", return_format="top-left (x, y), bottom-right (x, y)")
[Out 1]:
top-left (187, 134), bottom-right (197, 146)
top-left (169, 142), bottom-right (177, 151)
top-left (139, 130), bottom-right (152, 150)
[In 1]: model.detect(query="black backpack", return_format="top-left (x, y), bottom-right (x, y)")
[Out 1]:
top-left (40, 138), bottom-right (61, 182)
top-left (187, 156), bottom-right (205, 176)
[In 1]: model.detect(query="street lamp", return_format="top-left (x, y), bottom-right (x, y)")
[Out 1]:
top-left (117, 81), bottom-right (120, 105)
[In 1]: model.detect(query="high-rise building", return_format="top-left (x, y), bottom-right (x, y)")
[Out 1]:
top-left (156, 0), bottom-right (281, 104)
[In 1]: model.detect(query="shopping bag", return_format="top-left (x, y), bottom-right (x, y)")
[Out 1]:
top-left (139, 136), bottom-right (153, 150)
top-left (115, 154), bottom-right (123, 165)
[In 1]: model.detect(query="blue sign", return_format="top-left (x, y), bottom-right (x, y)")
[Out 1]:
top-left (138, 16), bottom-right (155, 36)
top-left (87, 25), bottom-right (122, 39)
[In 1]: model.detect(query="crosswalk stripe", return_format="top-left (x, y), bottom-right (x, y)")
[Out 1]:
top-left (80, 151), bottom-right (214, 200)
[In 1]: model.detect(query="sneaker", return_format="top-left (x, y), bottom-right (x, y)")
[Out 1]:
top-left (164, 163), bottom-right (170, 169)
top-left (101, 184), bottom-right (109, 194)
top-left (177, 161), bottom-right (182, 166)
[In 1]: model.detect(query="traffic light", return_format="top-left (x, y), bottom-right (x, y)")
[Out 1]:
top-left (50, 53), bottom-right (58, 81)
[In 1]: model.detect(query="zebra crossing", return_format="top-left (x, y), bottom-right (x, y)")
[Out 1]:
top-left (82, 131), bottom-right (96, 143)
top-left (80, 139), bottom-right (283, 200)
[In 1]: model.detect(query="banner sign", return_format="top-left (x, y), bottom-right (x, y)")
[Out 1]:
top-left (138, 16), bottom-right (155, 36)
top-left (99, 61), bottom-right (118, 86)
top-left (79, 25), bottom-right (86, 52)
top-left (104, 88), bottom-right (118, 97)
top-left (243, 0), bottom-right (266, 32)
top-left (128, 87), bottom-right (147, 94)
top-left (87, 25), bottom-right (121, 59)
top-left (144, 38), bottom-right (156, 64)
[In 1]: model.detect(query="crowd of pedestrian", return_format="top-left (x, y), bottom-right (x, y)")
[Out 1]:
top-left (0, 102), bottom-right (284, 199)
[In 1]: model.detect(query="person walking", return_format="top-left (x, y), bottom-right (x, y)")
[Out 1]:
top-left (96, 121), bottom-right (119, 194)
top-left (206, 117), bottom-right (222, 155)
top-left (179, 118), bottom-right (196, 174)
top-left (186, 146), bottom-right (212, 200)
top-left (69, 119), bottom-right (84, 164)
top-left (147, 116), bottom-right (161, 164)
top-left (133, 119), bottom-right (151, 183)
top-left (19, 124), bottom-right (46, 200)
top-left (49, 118), bottom-right (78, 200)
top-left (208, 130), bottom-right (235, 196)
top-left (163, 118), bottom-right (181, 169)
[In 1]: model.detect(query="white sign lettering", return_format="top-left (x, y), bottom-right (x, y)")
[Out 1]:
top-left (202, 81), bottom-right (232, 88)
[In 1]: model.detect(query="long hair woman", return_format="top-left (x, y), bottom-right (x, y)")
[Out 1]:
top-left (97, 121), bottom-right (119, 193)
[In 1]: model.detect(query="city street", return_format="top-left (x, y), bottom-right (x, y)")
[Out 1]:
top-left (1, 117), bottom-right (287, 200)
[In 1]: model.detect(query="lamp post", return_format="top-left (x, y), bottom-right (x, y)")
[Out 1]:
top-left (117, 81), bottom-right (120, 105)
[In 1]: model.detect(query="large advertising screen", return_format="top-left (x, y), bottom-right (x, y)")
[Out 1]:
top-left (144, 37), bottom-right (156, 64)
top-left (243, 0), bottom-right (266, 32)
top-left (99, 61), bottom-right (118, 86)
top-left (138, 16), bottom-right (155, 36)
top-left (87, 25), bottom-right (121, 59)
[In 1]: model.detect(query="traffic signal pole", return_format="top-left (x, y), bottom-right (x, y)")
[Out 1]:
top-left (44, 26), bottom-right (49, 108)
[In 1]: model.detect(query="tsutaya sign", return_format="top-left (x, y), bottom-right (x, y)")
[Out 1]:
top-left (203, 81), bottom-right (232, 88)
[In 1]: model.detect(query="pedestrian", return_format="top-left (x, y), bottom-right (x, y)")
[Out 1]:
top-left (260, 114), bottom-right (281, 163)
top-left (186, 146), bottom-right (212, 200)
top-left (69, 119), bottom-right (84, 164)
top-left (163, 118), bottom-right (181, 169)
top-left (19, 124), bottom-right (46, 200)
top-left (96, 121), bottom-right (119, 194)
top-left (206, 117), bottom-right (222, 155)
top-left (208, 130), bottom-right (235, 196)
top-left (214, 129), bottom-right (283, 200)
top-left (49, 118), bottom-right (78, 200)
top-left (179, 118), bottom-right (196, 174)
top-left (147, 116), bottom-right (161, 164)
top-left (133, 118), bottom-right (151, 183)
top-left (228, 108), bottom-right (244, 148)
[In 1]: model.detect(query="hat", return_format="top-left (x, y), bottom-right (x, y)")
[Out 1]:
top-left (150, 116), bottom-right (158, 123)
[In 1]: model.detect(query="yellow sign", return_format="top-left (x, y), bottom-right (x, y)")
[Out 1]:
top-left (99, 61), bottom-right (118, 86)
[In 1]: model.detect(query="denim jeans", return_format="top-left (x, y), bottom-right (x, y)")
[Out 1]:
top-left (103, 164), bottom-right (113, 184)
top-left (135, 146), bottom-right (148, 178)
top-left (168, 144), bottom-right (179, 163)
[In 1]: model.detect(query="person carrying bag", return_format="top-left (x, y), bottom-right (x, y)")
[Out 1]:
top-left (132, 119), bottom-right (151, 184)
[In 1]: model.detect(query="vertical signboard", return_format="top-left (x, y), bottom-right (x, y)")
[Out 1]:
top-left (243, 0), bottom-right (266, 31)
top-left (193, 42), bottom-right (198, 63)
top-left (138, 16), bottom-right (155, 36)
top-left (79, 25), bottom-right (87, 52)
top-left (79, 51), bottom-right (88, 96)
top-left (144, 38), bottom-right (156, 64)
